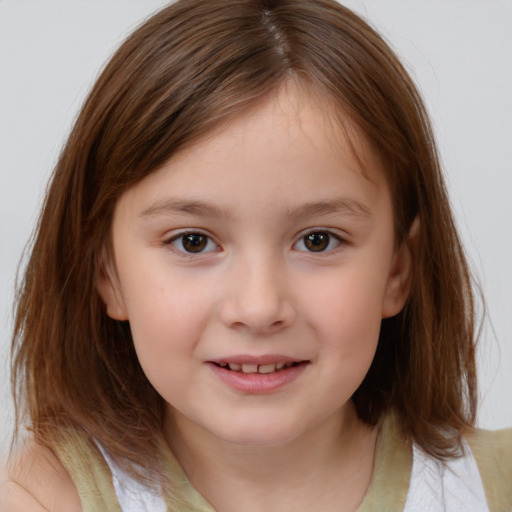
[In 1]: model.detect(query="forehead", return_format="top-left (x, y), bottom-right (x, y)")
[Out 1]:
top-left (115, 81), bottom-right (389, 221)
top-left (188, 81), bottom-right (381, 178)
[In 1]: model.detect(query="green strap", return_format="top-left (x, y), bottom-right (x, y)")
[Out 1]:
top-left (158, 438), bottom-right (216, 512)
top-left (54, 433), bottom-right (122, 512)
top-left (55, 431), bottom-right (215, 512)
top-left (158, 415), bottom-right (413, 512)
top-left (48, 418), bottom-right (512, 512)
top-left (467, 426), bottom-right (512, 512)
top-left (54, 416), bottom-right (413, 512)
top-left (357, 413), bottom-right (412, 511)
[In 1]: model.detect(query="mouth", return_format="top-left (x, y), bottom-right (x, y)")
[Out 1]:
top-left (211, 361), bottom-right (304, 374)
top-left (207, 357), bottom-right (309, 393)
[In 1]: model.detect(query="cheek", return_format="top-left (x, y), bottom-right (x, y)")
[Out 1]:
top-left (300, 265), bottom-right (387, 377)
top-left (306, 264), bottom-right (388, 334)
top-left (118, 269), bottom-right (215, 381)
top-left (122, 261), bottom-right (211, 330)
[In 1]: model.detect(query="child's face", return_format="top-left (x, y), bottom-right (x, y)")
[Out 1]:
top-left (98, 84), bottom-right (412, 447)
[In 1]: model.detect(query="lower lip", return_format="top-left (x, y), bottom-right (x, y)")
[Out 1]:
top-left (207, 362), bottom-right (309, 394)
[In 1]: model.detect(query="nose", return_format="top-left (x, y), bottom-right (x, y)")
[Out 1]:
top-left (217, 255), bottom-right (296, 335)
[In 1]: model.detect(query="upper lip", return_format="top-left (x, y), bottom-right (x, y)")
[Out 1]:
top-left (208, 354), bottom-right (307, 365)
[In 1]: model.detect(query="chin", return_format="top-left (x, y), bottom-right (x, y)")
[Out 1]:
top-left (210, 416), bottom-right (303, 448)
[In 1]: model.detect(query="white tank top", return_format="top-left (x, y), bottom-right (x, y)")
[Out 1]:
top-left (403, 441), bottom-right (489, 512)
top-left (101, 440), bottom-right (489, 511)
top-left (97, 444), bottom-right (167, 511)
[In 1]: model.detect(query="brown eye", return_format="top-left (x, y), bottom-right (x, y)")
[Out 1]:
top-left (304, 232), bottom-right (330, 252)
top-left (169, 232), bottom-right (219, 254)
top-left (295, 231), bottom-right (341, 253)
top-left (182, 233), bottom-right (207, 252)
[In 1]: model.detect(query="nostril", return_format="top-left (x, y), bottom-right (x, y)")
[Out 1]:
top-left (228, 320), bottom-right (284, 334)
top-left (217, 287), bottom-right (296, 333)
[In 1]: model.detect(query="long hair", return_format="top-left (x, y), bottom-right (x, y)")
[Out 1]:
top-left (11, 0), bottom-right (477, 485)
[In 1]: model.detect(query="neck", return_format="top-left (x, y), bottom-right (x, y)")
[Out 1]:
top-left (163, 404), bottom-right (378, 512)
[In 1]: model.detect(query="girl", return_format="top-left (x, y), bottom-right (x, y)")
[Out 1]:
top-left (3, 0), bottom-right (511, 511)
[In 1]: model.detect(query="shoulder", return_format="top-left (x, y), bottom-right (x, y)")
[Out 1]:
top-left (466, 425), bottom-right (512, 473)
top-left (466, 426), bottom-right (512, 511)
top-left (467, 424), bottom-right (512, 451)
top-left (1, 439), bottom-right (82, 512)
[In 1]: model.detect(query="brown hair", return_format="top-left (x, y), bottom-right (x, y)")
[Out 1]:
top-left (11, 0), bottom-right (477, 485)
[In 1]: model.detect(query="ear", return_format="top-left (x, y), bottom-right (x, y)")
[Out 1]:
top-left (95, 249), bottom-right (129, 321)
top-left (382, 217), bottom-right (419, 318)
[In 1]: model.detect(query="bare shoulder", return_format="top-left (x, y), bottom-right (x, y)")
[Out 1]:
top-left (1, 440), bottom-right (82, 512)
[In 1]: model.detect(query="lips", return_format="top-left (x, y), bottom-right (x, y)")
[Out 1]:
top-left (207, 356), bottom-right (309, 393)
top-left (206, 354), bottom-right (311, 395)
top-left (214, 361), bottom-right (298, 374)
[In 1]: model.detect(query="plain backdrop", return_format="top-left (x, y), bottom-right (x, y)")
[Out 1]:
top-left (1, 0), bottom-right (511, 460)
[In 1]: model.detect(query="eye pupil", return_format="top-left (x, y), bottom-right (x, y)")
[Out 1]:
top-left (305, 233), bottom-right (329, 252)
top-left (182, 233), bottom-right (207, 252)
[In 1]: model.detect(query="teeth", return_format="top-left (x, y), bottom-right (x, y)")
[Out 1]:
top-left (219, 362), bottom-right (297, 373)
top-left (241, 364), bottom-right (258, 373)
top-left (258, 363), bottom-right (276, 374)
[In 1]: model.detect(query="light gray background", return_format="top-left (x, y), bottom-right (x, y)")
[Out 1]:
top-left (1, 0), bottom-right (511, 460)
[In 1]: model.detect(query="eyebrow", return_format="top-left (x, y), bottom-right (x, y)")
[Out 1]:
top-left (285, 198), bottom-right (372, 220)
top-left (139, 199), bottom-right (233, 220)
top-left (139, 197), bottom-right (371, 221)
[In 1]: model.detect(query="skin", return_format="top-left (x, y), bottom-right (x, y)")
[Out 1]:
top-left (1, 443), bottom-right (82, 511)
top-left (2, 83), bottom-right (416, 511)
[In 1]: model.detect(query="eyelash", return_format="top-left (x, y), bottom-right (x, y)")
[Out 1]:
top-left (293, 230), bottom-right (344, 253)
top-left (165, 231), bottom-right (220, 256)
top-left (164, 229), bottom-right (346, 256)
